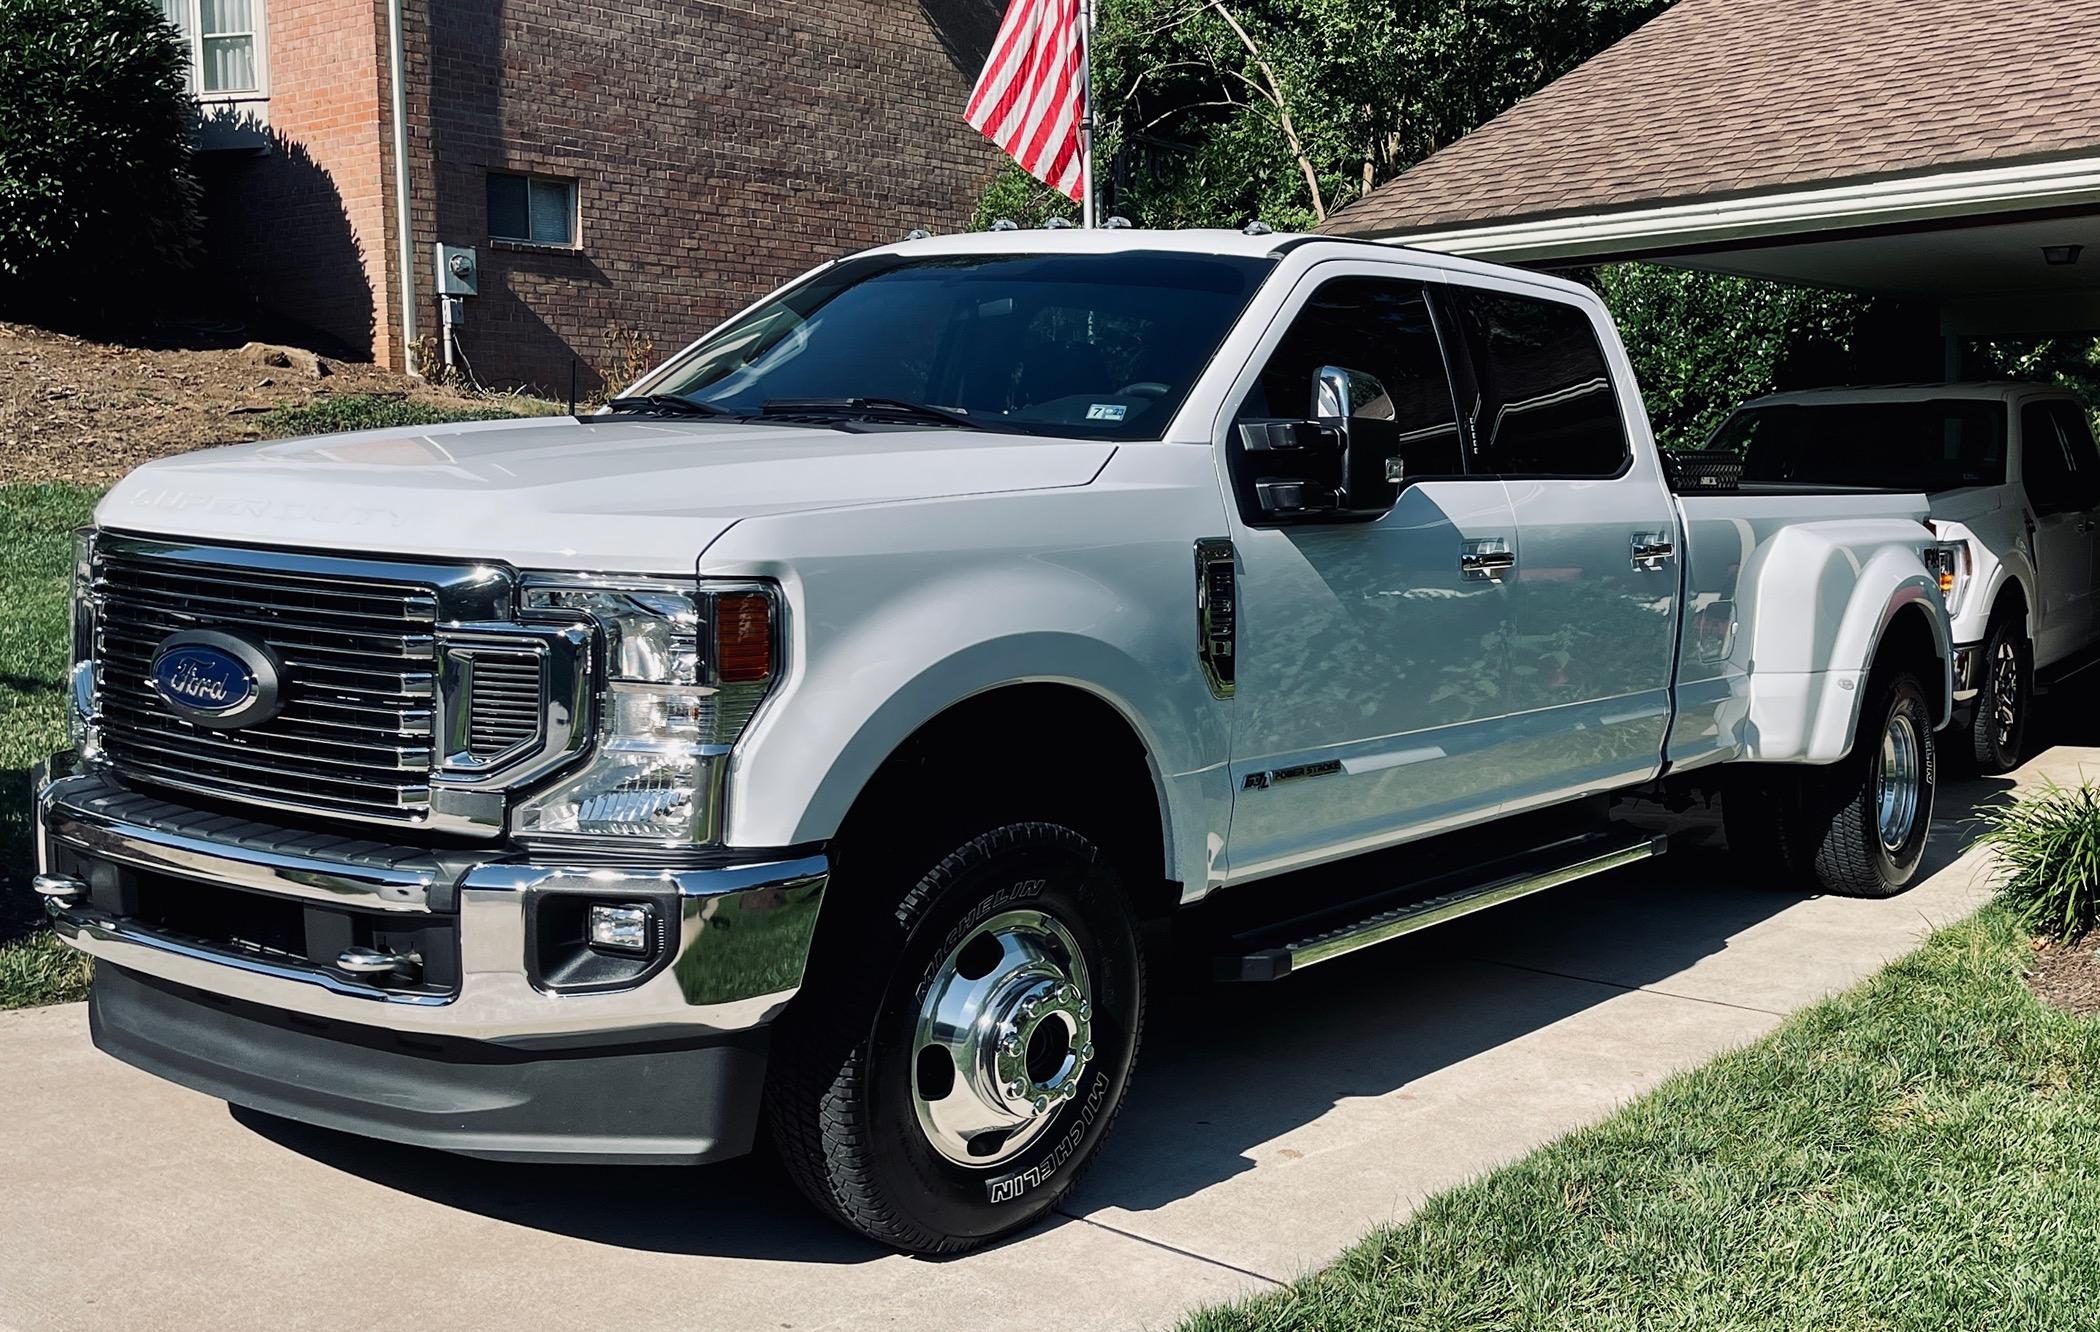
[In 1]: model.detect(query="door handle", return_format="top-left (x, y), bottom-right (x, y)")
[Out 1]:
top-left (1460, 537), bottom-right (1516, 580)
top-left (1631, 532), bottom-right (1676, 570)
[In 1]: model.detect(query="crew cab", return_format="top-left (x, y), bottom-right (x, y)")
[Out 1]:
top-left (1711, 383), bottom-right (2100, 772)
top-left (33, 229), bottom-right (1953, 1254)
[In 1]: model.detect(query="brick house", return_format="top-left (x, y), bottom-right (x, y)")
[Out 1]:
top-left (160, 0), bottom-right (1004, 392)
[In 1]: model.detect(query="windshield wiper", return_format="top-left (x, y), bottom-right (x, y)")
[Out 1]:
top-left (603, 393), bottom-right (733, 418)
top-left (760, 396), bottom-right (983, 430)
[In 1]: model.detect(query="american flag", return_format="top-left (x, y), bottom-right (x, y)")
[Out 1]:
top-left (965, 0), bottom-right (1088, 203)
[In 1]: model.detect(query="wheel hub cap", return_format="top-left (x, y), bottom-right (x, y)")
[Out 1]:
top-left (1876, 710), bottom-right (1923, 853)
top-left (911, 909), bottom-right (1095, 1167)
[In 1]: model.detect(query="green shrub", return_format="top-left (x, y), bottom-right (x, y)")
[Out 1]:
top-left (259, 395), bottom-right (525, 437)
top-left (0, 0), bottom-right (201, 316)
top-left (1975, 781), bottom-right (2100, 941)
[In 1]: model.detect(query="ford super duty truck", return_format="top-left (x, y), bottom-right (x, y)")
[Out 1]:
top-left (1710, 382), bottom-right (2100, 774)
top-left (33, 228), bottom-right (1954, 1253)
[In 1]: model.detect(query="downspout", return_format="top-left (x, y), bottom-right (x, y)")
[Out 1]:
top-left (385, 0), bottom-right (418, 375)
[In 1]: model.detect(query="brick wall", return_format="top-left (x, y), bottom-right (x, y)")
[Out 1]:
top-left (198, 0), bottom-right (392, 364)
top-left (402, 0), bottom-right (1004, 394)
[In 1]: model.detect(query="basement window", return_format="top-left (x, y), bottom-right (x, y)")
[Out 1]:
top-left (488, 173), bottom-right (577, 248)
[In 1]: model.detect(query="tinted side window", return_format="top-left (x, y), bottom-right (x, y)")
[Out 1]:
top-left (1451, 290), bottom-right (1628, 477)
top-left (1240, 277), bottom-right (1465, 478)
top-left (2021, 404), bottom-right (2077, 515)
top-left (2046, 402), bottom-right (2100, 510)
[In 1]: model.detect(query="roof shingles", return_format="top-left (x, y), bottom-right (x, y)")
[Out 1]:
top-left (1328, 0), bottom-right (2100, 236)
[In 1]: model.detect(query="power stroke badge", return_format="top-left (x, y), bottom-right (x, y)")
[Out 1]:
top-left (148, 629), bottom-right (287, 730)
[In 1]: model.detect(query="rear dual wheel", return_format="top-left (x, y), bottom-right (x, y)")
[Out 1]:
top-left (766, 822), bottom-right (1143, 1254)
top-left (1725, 667), bottom-right (1937, 898)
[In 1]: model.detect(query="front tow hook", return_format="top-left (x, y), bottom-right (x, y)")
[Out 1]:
top-left (334, 945), bottom-right (422, 978)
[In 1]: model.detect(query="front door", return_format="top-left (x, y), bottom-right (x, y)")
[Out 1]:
top-left (1441, 284), bottom-right (1679, 812)
top-left (1220, 269), bottom-right (1520, 879)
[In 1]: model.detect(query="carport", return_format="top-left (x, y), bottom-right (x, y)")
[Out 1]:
top-left (1324, 0), bottom-right (2100, 370)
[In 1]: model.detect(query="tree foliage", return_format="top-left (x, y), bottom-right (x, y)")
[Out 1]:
top-left (0, 0), bottom-right (201, 318)
top-left (1591, 264), bottom-right (1889, 449)
top-left (1088, 0), bottom-right (1668, 229)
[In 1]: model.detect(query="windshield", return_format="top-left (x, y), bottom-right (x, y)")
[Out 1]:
top-left (644, 250), bottom-right (1275, 440)
top-left (1709, 400), bottom-right (2008, 492)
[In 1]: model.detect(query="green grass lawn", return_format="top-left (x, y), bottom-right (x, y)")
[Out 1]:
top-left (1185, 906), bottom-right (2100, 1332)
top-left (1, 483), bottom-right (101, 1007)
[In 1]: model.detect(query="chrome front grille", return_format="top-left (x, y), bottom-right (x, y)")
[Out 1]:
top-left (86, 538), bottom-right (587, 837)
top-left (96, 549), bottom-right (445, 825)
top-left (463, 648), bottom-right (544, 760)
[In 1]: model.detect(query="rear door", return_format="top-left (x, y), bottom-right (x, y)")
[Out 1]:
top-left (1441, 283), bottom-right (1680, 813)
top-left (2019, 400), bottom-right (2099, 666)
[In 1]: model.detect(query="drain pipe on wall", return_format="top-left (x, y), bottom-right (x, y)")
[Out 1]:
top-left (385, 0), bottom-right (418, 376)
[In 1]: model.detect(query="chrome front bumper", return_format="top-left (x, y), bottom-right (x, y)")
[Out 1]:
top-left (33, 758), bottom-right (827, 1047)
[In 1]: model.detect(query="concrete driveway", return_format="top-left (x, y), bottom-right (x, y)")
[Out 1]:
top-left (5, 743), bottom-right (2093, 1332)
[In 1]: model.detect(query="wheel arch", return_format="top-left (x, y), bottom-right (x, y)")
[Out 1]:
top-left (825, 680), bottom-right (1181, 923)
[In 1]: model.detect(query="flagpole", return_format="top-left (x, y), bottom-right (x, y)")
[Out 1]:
top-left (1079, 0), bottom-right (1096, 228)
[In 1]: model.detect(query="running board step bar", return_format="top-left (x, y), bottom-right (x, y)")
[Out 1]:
top-left (1216, 830), bottom-right (1667, 982)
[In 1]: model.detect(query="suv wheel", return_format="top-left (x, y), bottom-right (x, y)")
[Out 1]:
top-left (766, 822), bottom-right (1144, 1253)
top-left (1968, 618), bottom-right (2030, 775)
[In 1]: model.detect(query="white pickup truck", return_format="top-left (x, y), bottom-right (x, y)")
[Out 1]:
top-left (34, 228), bottom-right (1954, 1253)
top-left (1711, 383), bottom-right (2100, 773)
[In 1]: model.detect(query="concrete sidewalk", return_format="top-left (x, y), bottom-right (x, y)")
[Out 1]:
top-left (4, 746), bottom-right (2091, 1332)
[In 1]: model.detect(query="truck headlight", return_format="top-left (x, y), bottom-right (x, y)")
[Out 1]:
top-left (1924, 541), bottom-right (1970, 617)
top-left (514, 578), bottom-right (780, 844)
top-left (68, 528), bottom-right (99, 756)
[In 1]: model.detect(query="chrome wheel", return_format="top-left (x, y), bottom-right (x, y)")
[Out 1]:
top-left (910, 909), bottom-right (1095, 1168)
top-left (1876, 710), bottom-right (1923, 853)
top-left (1990, 639), bottom-right (2021, 750)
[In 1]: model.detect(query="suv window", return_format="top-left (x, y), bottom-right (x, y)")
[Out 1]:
top-left (2020, 403), bottom-right (2081, 515)
top-left (1449, 290), bottom-right (1627, 477)
top-left (1237, 276), bottom-right (1465, 479)
top-left (2045, 401), bottom-right (2100, 511)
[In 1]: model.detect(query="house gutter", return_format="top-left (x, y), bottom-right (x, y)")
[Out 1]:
top-left (385, 0), bottom-right (417, 374)
top-left (1367, 154), bottom-right (2100, 265)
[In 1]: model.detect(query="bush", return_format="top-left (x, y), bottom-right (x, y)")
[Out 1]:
top-left (0, 0), bottom-right (201, 317)
top-left (1975, 782), bottom-right (2100, 941)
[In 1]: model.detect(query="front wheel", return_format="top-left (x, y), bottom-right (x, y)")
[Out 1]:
top-left (1967, 619), bottom-right (2030, 775)
top-left (766, 822), bottom-right (1144, 1254)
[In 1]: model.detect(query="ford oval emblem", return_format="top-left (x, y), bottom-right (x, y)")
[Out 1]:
top-left (148, 630), bottom-right (285, 729)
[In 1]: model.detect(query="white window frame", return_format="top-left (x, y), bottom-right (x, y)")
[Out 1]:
top-left (161, 0), bottom-right (270, 102)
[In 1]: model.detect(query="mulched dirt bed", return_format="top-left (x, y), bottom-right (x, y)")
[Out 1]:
top-left (0, 321), bottom-right (527, 485)
top-left (2025, 932), bottom-right (2100, 1016)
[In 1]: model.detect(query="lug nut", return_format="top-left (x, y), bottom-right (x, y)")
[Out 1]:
top-left (1000, 1034), bottom-right (1021, 1057)
top-left (1078, 1043), bottom-right (1095, 1061)
top-left (1077, 1000), bottom-right (1091, 1018)
top-left (1006, 1080), bottom-right (1026, 1099)
top-left (1032, 1095), bottom-right (1050, 1115)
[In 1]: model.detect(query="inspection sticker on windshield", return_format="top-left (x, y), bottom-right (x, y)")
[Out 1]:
top-left (1085, 403), bottom-right (1128, 422)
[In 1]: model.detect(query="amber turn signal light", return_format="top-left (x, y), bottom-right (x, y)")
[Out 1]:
top-left (714, 591), bottom-right (774, 683)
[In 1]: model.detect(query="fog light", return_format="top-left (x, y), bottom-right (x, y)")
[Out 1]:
top-left (587, 902), bottom-right (655, 956)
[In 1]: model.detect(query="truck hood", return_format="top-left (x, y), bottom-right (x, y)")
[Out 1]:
top-left (97, 415), bottom-right (1116, 572)
top-left (1922, 485), bottom-right (2004, 526)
